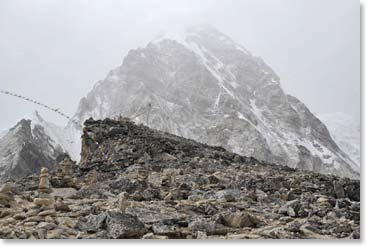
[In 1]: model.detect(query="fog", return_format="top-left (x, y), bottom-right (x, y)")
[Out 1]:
top-left (0, 0), bottom-right (360, 130)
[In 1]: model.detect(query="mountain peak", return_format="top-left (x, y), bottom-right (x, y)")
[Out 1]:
top-left (151, 25), bottom-right (217, 42)
top-left (149, 26), bottom-right (250, 56)
top-left (72, 28), bottom-right (359, 179)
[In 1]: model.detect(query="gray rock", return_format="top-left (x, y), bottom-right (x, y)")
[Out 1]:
top-left (286, 207), bottom-right (296, 217)
top-left (333, 181), bottom-right (345, 199)
top-left (83, 213), bottom-right (107, 232)
top-left (105, 211), bottom-right (146, 239)
top-left (38, 222), bottom-right (57, 230)
top-left (152, 222), bottom-right (180, 237)
top-left (222, 212), bottom-right (261, 228)
top-left (188, 218), bottom-right (228, 235)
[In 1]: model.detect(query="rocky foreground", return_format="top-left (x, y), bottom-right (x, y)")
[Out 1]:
top-left (0, 118), bottom-right (360, 239)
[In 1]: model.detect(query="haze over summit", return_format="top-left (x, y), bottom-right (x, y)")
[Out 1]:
top-left (0, 0), bottom-right (359, 130)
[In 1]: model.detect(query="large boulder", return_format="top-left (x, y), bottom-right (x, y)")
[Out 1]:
top-left (83, 213), bottom-right (107, 233)
top-left (105, 211), bottom-right (146, 239)
top-left (222, 212), bottom-right (260, 228)
top-left (78, 211), bottom-right (146, 239)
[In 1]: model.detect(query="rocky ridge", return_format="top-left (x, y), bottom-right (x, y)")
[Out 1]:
top-left (0, 118), bottom-right (360, 239)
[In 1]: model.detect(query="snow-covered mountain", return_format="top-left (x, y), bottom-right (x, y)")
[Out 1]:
top-left (29, 111), bottom-right (81, 161)
top-left (0, 130), bottom-right (7, 139)
top-left (0, 111), bottom-right (80, 183)
top-left (72, 26), bottom-right (359, 179)
top-left (318, 113), bottom-right (360, 166)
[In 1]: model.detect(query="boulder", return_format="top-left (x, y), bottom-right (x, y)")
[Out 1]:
top-left (105, 211), bottom-right (146, 239)
top-left (51, 188), bottom-right (77, 199)
top-left (152, 222), bottom-right (180, 237)
top-left (38, 222), bottom-right (57, 230)
top-left (34, 198), bottom-right (54, 207)
top-left (83, 213), bottom-right (107, 232)
top-left (55, 201), bottom-right (71, 212)
top-left (222, 212), bottom-right (258, 228)
top-left (188, 218), bottom-right (228, 235)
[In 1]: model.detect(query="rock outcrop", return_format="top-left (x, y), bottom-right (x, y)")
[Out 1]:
top-left (0, 118), bottom-right (359, 239)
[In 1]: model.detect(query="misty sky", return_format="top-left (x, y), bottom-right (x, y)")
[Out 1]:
top-left (0, 0), bottom-right (360, 130)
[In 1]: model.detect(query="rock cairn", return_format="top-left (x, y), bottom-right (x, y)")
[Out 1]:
top-left (118, 192), bottom-right (130, 212)
top-left (129, 165), bottom-right (149, 201)
top-left (53, 156), bottom-right (75, 188)
top-left (34, 168), bottom-right (56, 218)
top-left (136, 167), bottom-right (148, 182)
top-left (0, 183), bottom-right (14, 207)
top-left (160, 173), bottom-right (174, 202)
top-left (161, 175), bottom-right (171, 190)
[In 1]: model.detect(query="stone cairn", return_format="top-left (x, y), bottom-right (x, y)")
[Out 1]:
top-left (0, 182), bottom-right (14, 207)
top-left (130, 165), bottom-right (149, 201)
top-left (136, 166), bottom-right (148, 183)
top-left (161, 174), bottom-right (172, 191)
top-left (118, 192), bottom-right (130, 212)
top-left (161, 174), bottom-right (173, 202)
top-left (53, 156), bottom-right (75, 188)
top-left (34, 168), bottom-right (56, 219)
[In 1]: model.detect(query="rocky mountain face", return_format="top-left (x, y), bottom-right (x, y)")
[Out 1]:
top-left (0, 112), bottom-right (80, 184)
top-left (72, 26), bottom-right (359, 179)
top-left (0, 116), bottom-right (62, 183)
top-left (318, 113), bottom-right (360, 166)
top-left (0, 118), bottom-right (360, 239)
top-left (29, 112), bottom-right (81, 162)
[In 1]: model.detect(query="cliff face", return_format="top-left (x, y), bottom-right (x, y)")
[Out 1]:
top-left (73, 27), bottom-right (359, 178)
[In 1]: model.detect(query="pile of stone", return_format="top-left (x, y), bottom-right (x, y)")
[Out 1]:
top-left (33, 168), bottom-right (56, 219)
top-left (136, 166), bottom-right (148, 183)
top-left (0, 182), bottom-right (14, 208)
top-left (52, 156), bottom-right (79, 189)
